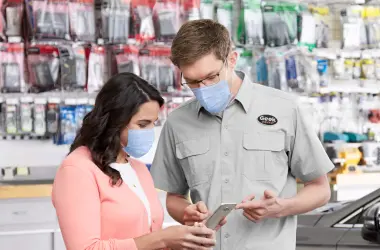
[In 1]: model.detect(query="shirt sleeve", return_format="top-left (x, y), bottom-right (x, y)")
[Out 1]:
top-left (52, 166), bottom-right (138, 250)
top-left (150, 120), bottom-right (189, 195)
top-left (289, 102), bottom-right (334, 182)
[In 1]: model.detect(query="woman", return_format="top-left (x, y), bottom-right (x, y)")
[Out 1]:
top-left (52, 73), bottom-right (216, 250)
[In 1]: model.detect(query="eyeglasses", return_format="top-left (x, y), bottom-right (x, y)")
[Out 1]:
top-left (181, 62), bottom-right (225, 88)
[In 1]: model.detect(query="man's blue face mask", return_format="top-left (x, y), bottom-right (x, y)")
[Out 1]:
top-left (190, 65), bottom-right (231, 114)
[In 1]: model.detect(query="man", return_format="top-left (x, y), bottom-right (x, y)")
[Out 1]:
top-left (150, 19), bottom-right (333, 250)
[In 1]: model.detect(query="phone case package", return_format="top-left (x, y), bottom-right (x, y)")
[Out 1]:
top-left (87, 44), bottom-right (108, 93)
top-left (100, 0), bottom-right (131, 44)
top-left (27, 44), bottom-right (60, 92)
top-left (59, 43), bottom-right (87, 91)
top-left (1, 0), bottom-right (24, 38)
top-left (131, 0), bottom-right (155, 41)
top-left (0, 42), bottom-right (25, 93)
top-left (111, 44), bottom-right (139, 75)
top-left (30, 0), bottom-right (70, 40)
top-left (153, 0), bottom-right (179, 43)
top-left (69, 0), bottom-right (96, 42)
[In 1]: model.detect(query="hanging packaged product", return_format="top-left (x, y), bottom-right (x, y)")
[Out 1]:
top-left (298, 6), bottom-right (316, 51)
top-left (344, 58), bottom-right (354, 80)
top-left (0, 97), bottom-right (3, 135)
top-left (1, 0), bottom-right (23, 38)
top-left (131, 0), bottom-right (155, 42)
top-left (33, 98), bottom-right (47, 136)
top-left (30, 0), bottom-right (70, 40)
top-left (375, 58), bottom-right (380, 80)
top-left (200, 0), bottom-right (213, 20)
top-left (46, 97), bottom-right (60, 135)
top-left (112, 44), bottom-right (140, 76)
top-left (100, 0), bottom-right (130, 44)
top-left (285, 52), bottom-right (299, 90)
top-left (27, 44), bottom-right (60, 92)
top-left (139, 46), bottom-right (158, 89)
top-left (4, 98), bottom-right (18, 135)
top-left (182, 0), bottom-right (200, 22)
top-left (262, 3), bottom-right (290, 47)
top-left (19, 96), bottom-right (33, 134)
top-left (310, 5), bottom-right (330, 48)
top-left (265, 49), bottom-right (287, 91)
top-left (280, 2), bottom-right (299, 44)
top-left (244, 0), bottom-right (264, 46)
top-left (363, 6), bottom-right (380, 49)
top-left (154, 45), bottom-right (177, 93)
top-left (236, 49), bottom-right (255, 81)
top-left (69, 0), bottom-right (96, 42)
top-left (0, 42), bottom-right (25, 93)
top-left (0, 1), bottom-right (4, 41)
top-left (75, 99), bottom-right (88, 130)
top-left (87, 44), bottom-right (108, 93)
top-left (353, 59), bottom-right (362, 79)
top-left (361, 58), bottom-right (376, 79)
top-left (153, 0), bottom-right (179, 43)
top-left (341, 6), bottom-right (366, 50)
top-left (217, 1), bottom-right (233, 37)
top-left (252, 48), bottom-right (268, 85)
top-left (56, 99), bottom-right (77, 145)
top-left (316, 58), bottom-right (329, 88)
top-left (59, 44), bottom-right (87, 91)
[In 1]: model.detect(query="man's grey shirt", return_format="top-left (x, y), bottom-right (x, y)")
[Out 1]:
top-left (151, 71), bottom-right (334, 250)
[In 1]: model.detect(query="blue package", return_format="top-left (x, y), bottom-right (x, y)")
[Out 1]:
top-left (75, 105), bottom-right (87, 130)
top-left (317, 59), bottom-right (329, 87)
top-left (256, 56), bottom-right (268, 84)
top-left (57, 105), bottom-right (77, 145)
top-left (286, 55), bottom-right (297, 81)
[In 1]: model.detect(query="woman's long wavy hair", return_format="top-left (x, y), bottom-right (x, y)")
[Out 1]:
top-left (70, 73), bottom-right (164, 185)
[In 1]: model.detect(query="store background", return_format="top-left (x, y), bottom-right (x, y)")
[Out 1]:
top-left (1, 0), bottom-right (380, 249)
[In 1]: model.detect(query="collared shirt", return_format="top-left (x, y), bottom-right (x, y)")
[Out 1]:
top-left (110, 162), bottom-right (152, 227)
top-left (151, 71), bottom-right (334, 250)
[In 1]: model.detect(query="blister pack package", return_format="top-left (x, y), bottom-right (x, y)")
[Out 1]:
top-left (155, 45), bottom-right (177, 93)
top-left (27, 44), bottom-right (60, 92)
top-left (310, 5), bottom-right (330, 49)
top-left (131, 0), bottom-right (155, 42)
top-left (59, 43), bottom-right (87, 90)
top-left (341, 6), bottom-right (366, 50)
top-left (153, 0), bottom-right (179, 43)
top-left (181, 0), bottom-right (200, 22)
top-left (2, 0), bottom-right (24, 38)
top-left (87, 44), bottom-right (108, 93)
top-left (265, 48), bottom-right (288, 91)
top-left (363, 6), bottom-right (380, 49)
top-left (4, 98), bottom-right (19, 135)
top-left (0, 42), bottom-right (25, 93)
top-left (200, 0), bottom-right (213, 19)
top-left (262, 3), bottom-right (291, 47)
top-left (46, 97), bottom-right (60, 135)
top-left (56, 100), bottom-right (76, 145)
top-left (298, 7), bottom-right (316, 51)
top-left (244, 0), bottom-right (264, 46)
top-left (69, 0), bottom-right (96, 42)
top-left (252, 48), bottom-right (268, 85)
top-left (139, 46), bottom-right (158, 88)
top-left (31, 0), bottom-right (70, 40)
top-left (112, 44), bottom-right (139, 75)
top-left (101, 0), bottom-right (130, 44)
top-left (0, 0), bottom-right (4, 41)
top-left (19, 96), bottom-right (33, 134)
top-left (33, 98), bottom-right (47, 136)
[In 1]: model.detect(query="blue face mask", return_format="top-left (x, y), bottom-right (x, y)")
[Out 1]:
top-left (123, 128), bottom-right (155, 158)
top-left (191, 79), bottom-right (231, 114)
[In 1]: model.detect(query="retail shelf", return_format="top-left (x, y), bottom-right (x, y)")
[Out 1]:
top-left (320, 79), bottom-right (380, 94)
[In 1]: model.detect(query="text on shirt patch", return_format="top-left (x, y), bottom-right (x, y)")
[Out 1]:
top-left (257, 115), bottom-right (278, 125)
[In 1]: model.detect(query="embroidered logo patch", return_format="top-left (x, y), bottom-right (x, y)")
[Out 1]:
top-left (257, 115), bottom-right (278, 125)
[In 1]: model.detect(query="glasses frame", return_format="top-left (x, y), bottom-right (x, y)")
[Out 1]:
top-left (181, 62), bottom-right (226, 88)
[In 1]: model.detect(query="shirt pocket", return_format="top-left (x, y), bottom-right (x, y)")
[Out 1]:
top-left (242, 131), bottom-right (287, 181)
top-left (175, 137), bottom-right (213, 187)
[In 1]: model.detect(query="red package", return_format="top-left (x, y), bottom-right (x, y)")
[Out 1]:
top-left (27, 44), bottom-right (60, 92)
top-left (69, 0), bottom-right (96, 42)
top-left (0, 42), bottom-right (25, 93)
top-left (131, 0), bottom-right (155, 42)
top-left (152, 0), bottom-right (179, 42)
top-left (87, 44), bottom-right (108, 93)
top-left (180, 0), bottom-right (200, 22)
top-left (111, 44), bottom-right (139, 76)
top-left (30, 0), bottom-right (70, 40)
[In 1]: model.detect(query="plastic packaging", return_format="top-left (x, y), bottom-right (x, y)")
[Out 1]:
top-left (244, 0), bottom-right (264, 46)
top-left (4, 98), bottom-right (18, 135)
top-left (361, 58), bottom-right (376, 79)
top-left (310, 5), bottom-right (330, 48)
top-left (200, 0), bottom-right (213, 20)
top-left (252, 48), bottom-right (268, 85)
top-left (298, 8), bottom-right (316, 51)
top-left (112, 44), bottom-right (140, 76)
top-left (353, 59), bottom-right (362, 79)
top-left (375, 58), bottom-right (380, 80)
top-left (285, 53), bottom-right (299, 90)
top-left (217, 1), bottom-right (233, 37)
top-left (155, 45), bottom-right (176, 93)
top-left (56, 101), bottom-right (76, 145)
top-left (27, 44), bottom-right (60, 92)
top-left (316, 58), bottom-right (329, 88)
top-left (266, 49), bottom-right (287, 91)
top-left (33, 98), bottom-right (47, 136)
top-left (0, 42), bottom-right (25, 93)
top-left (139, 46), bottom-right (158, 89)
top-left (46, 97), bottom-right (60, 135)
top-left (181, 0), bottom-right (200, 22)
top-left (59, 43), bottom-right (87, 91)
top-left (0, 0), bottom-right (4, 41)
top-left (87, 44), bottom-right (108, 93)
top-left (69, 0), bottom-right (96, 42)
top-left (31, 0), bottom-right (70, 40)
top-left (100, 0), bottom-right (130, 44)
top-left (2, 0), bottom-right (24, 38)
top-left (236, 49), bottom-right (255, 81)
top-left (19, 96), bottom-right (33, 134)
top-left (363, 7), bottom-right (380, 49)
top-left (153, 0), bottom-right (179, 43)
top-left (131, 0), bottom-right (155, 41)
top-left (262, 3), bottom-right (290, 47)
top-left (341, 6), bottom-right (366, 50)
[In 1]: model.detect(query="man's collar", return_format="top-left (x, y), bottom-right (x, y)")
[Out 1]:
top-left (196, 71), bottom-right (254, 114)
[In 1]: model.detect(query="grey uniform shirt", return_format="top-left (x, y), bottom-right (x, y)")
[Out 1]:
top-left (151, 71), bottom-right (334, 250)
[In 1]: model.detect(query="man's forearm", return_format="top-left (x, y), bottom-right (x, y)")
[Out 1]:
top-left (166, 193), bottom-right (192, 224)
top-left (280, 176), bottom-right (331, 217)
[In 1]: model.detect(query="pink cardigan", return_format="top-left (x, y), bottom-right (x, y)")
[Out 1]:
top-left (52, 146), bottom-right (164, 250)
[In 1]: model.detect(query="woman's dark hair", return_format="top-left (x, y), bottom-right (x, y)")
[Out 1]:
top-left (70, 73), bottom-right (164, 185)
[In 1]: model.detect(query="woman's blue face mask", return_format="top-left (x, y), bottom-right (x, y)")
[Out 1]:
top-left (123, 128), bottom-right (155, 158)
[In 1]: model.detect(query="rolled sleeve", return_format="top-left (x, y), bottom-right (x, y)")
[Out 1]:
top-left (289, 103), bottom-right (334, 182)
top-left (151, 120), bottom-right (189, 195)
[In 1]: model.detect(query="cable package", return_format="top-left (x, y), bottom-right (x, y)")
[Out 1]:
top-left (100, 0), bottom-right (130, 44)
top-left (0, 42), bottom-right (25, 93)
top-left (69, 0), bottom-right (96, 42)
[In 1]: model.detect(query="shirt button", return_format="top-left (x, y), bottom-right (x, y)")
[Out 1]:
top-left (224, 179), bottom-right (229, 183)
top-left (224, 152), bottom-right (228, 156)
top-left (225, 233), bottom-right (230, 238)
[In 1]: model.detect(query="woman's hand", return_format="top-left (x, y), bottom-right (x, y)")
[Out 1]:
top-left (161, 225), bottom-right (216, 250)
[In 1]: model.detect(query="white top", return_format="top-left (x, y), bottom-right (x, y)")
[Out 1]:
top-left (109, 162), bottom-right (152, 227)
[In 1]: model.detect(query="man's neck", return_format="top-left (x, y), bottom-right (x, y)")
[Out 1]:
top-left (230, 71), bottom-right (243, 97)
